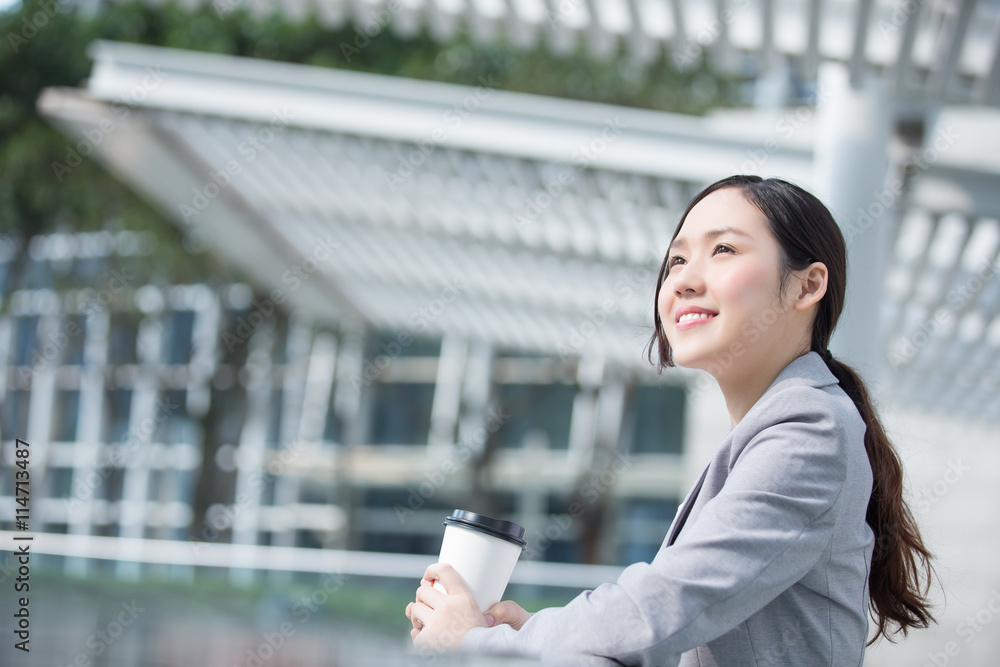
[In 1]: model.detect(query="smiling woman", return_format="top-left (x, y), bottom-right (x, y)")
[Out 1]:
top-left (405, 175), bottom-right (935, 665)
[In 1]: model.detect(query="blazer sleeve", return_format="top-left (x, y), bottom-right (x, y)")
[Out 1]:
top-left (460, 388), bottom-right (852, 666)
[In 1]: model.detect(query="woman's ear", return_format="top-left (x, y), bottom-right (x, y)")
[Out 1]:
top-left (793, 262), bottom-right (828, 311)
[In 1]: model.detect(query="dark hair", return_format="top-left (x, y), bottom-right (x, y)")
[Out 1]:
top-left (645, 175), bottom-right (934, 644)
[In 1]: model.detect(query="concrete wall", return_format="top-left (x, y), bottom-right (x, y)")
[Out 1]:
top-left (866, 404), bottom-right (1000, 666)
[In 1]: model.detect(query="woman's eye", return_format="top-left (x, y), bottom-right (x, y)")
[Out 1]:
top-left (666, 245), bottom-right (734, 275)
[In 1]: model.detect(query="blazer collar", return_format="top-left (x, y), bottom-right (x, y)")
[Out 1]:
top-left (742, 351), bottom-right (839, 419)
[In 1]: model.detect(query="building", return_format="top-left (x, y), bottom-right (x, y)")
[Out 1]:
top-left (0, 227), bottom-right (687, 576)
top-left (4, 0), bottom-right (1000, 661)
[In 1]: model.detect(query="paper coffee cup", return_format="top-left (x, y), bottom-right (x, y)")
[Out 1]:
top-left (434, 509), bottom-right (527, 612)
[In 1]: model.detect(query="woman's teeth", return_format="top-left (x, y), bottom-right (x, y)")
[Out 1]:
top-left (678, 313), bottom-right (716, 323)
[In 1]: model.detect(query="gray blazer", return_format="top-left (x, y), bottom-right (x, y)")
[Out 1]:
top-left (461, 351), bottom-right (875, 666)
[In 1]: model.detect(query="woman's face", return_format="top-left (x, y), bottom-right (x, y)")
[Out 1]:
top-left (658, 187), bottom-right (798, 376)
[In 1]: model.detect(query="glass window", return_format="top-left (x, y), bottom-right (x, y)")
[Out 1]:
top-left (532, 494), bottom-right (584, 564)
top-left (22, 257), bottom-right (50, 289)
top-left (104, 466), bottom-right (126, 502)
top-left (63, 315), bottom-right (86, 365)
top-left (97, 524), bottom-right (119, 539)
top-left (485, 491), bottom-right (518, 516)
top-left (13, 316), bottom-right (38, 366)
top-left (108, 314), bottom-right (138, 365)
top-left (370, 332), bottom-right (441, 359)
top-left (617, 497), bottom-right (679, 566)
top-left (69, 256), bottom-right (104, 285)
top-left (219, 310), bottom-right (252, 364)
top-left (370, 382), bottom-right (435, 445)
top-left (357, 531), bottom-right (440, 556)
top-left (153, 390), bottom-right (196, 445)
top-left (362, 487), bottom-right (455, 512)
top-left (258, 474), bottom-right (277, 506)
top-left (295, 529), bottom-right (325, 550)
top-left (51, 390), bottom-right (80, 441)
top-left (267, 389), bottom-right (283, 446)
top-left (147, 470), bottom-right (164, 501)
top-left (497, 384), bottom-right (576, 449)
top-left (540, 540), bottom-right (579, 563)
top-left (0, 465), bottom-right (11, 497)
top-left (214, 388), bottom-right (245, 445)
top-left (322, 396), bottom-right (341, 444)
top-left (103, 389), bottom-right (132, 444)
top-left (1, 390), bottom-right (31, 439)
top-left (163, 310), bottom-right (195, 364)
top-left (624, 385), bottom-right (685, 454)
top-left (493, 347), bottom-right (548, 359)
top-left (299, 480), bottom-right (334, 505)
top-left (168, 467), bottom-right (194, 507)
top-left (271, 318), bottom-right (289, 365)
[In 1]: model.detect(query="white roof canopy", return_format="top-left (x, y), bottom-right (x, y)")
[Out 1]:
top-left (153, 0), bottom-right (1000, 107)
top-left (38, 41), bottom-right (1000, 421)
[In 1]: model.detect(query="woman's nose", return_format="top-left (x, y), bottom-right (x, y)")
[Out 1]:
top-left (671, 261), bottom-right (705, 296)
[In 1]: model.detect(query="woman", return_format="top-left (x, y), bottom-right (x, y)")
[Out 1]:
top-left (405, 175), bottom-right (935, 665)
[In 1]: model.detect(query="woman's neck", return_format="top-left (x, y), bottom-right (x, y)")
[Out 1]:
top-left (717, 348), bottom-right (809, 428)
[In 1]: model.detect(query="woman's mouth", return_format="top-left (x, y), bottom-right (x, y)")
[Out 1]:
top-left (676, 312), bottom-right (718, 330)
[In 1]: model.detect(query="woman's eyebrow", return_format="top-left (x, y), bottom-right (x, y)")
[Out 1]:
top-left (670, 227), bottom-right (752, 251)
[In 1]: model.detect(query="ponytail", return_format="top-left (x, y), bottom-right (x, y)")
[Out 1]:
top-left (820, 352), bottom-right (935, 644)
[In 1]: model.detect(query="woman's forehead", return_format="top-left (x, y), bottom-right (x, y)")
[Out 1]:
top-left (674, 189), bottom-right (770, 245)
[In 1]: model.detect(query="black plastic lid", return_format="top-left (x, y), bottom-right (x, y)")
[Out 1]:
top-left (444, 509), bottom-right (527, 550)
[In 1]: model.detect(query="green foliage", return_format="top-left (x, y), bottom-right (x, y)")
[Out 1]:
top-left (0, 0), bottom-right (738, 288)
top-left (32, 566), bottom-right (579, 637)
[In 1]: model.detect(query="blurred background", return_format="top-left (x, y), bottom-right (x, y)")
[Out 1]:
top-left (1, 0), bottom-right (999, 664)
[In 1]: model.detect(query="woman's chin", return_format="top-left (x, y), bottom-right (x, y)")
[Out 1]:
top-left (671, 349), bottom-right (707, 371)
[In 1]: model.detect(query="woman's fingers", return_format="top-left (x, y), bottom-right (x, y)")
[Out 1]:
top-left (409, 600), bottom-right (431, 628)
top-left (422, 562), bottom-right (474, 601)
top-left (415, 580), bottom-right (448, 609)
top-left (406, 562), bottom-right (491, 652)
top-left (483, 600), bottom-right (533, 631)
top-left (405, 602), bottom-right (424, 631)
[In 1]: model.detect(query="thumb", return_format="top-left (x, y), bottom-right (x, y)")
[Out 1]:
top-left (483, 600), bottom-right (532, 631)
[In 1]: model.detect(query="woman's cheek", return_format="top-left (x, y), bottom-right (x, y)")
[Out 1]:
top-left (715, 263), bottom-right (770, 309)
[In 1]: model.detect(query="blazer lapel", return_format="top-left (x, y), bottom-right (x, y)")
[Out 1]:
top-left (665, 462), bottom-right (711, 546)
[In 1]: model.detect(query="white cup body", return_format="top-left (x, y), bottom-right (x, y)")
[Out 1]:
top-left (434, 523), bottom-right (523, 612)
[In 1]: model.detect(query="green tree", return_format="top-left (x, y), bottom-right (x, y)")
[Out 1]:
top-left (2, 0), bottom-right (738, 291)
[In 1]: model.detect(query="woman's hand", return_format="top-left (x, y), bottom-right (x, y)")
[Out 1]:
top-left (483, 600), bottom-right (533, 630)
top-left (405, 563), bottom-right (488, 652)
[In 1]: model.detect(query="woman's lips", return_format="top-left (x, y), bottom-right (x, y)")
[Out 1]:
top-left (676, 313), bottom-right (718, 331)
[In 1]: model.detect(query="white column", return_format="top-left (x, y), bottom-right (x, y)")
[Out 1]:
top-left (186, 286), bottom-right (219, 422)
top-left (456, 340), bottom-right (493, 453)
top-left (229, 325), bottom-right (274, 587)
top-left (297, 331), bottom-right (338, 445)
top-left (26, 311), bottom-right (58, 532)
top-left (428, 334), bottom-right (468, 455)
top-left (116, 307), bottom-right (163, 580)
top-left (66, 309), bottom-right (109, 578)
top-left (591, 374), bottom-right (628, 566)
top-left (269, 317), bottom-right (313, 563)
top-left (334, 325), bottom-right (368, 446)
top-left (566, 355), bottom-right (604, 469)
top-left (814, 62), bottom-right (893, 390)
